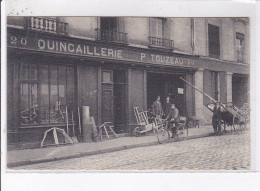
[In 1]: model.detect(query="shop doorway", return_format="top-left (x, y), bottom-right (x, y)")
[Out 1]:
top-left (113, 69), bottom-right (126, 133)
top-left (101, 69), bottom-right (126, 133)
top-left (147, 72), bottom-right (186, 116)
top-left (232, 75), bottom-right (249, 108)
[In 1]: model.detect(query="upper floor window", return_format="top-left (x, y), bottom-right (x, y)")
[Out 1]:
top-left (27, 17), bottom-right (68, 35)
top-left (236, 32), bottom-right (245, 63)
top-left (100, 17), bottom-right (118, 31)
top-left (149, 18), bottom-right (173, 49)
top-left (150, 18), bottom-right (168, 38)
top-left (236, 32), bottom-right (245, 50)
top-left (96, 17), bottom-right (127, 44)
top-left (208, 24), bottom-right (220, 58)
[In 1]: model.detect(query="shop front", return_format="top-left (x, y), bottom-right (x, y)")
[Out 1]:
top-left (7, 27), bottom-right (250, 147)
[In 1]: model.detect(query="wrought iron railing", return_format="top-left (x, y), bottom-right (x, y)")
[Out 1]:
top-left (27, 17), bottom-right (68, 35)
top-left (96, 28), bottom-right (128, 44)
top-left (237, 49), bottom-right (245, 63)
top-left (149, 36), bottom-right (174, 49)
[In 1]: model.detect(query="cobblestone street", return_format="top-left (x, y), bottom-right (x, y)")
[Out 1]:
top-left (14, 131), bottom-right (250, 170)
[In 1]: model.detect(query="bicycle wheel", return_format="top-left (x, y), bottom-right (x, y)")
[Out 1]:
top-left (156, 127), bottom-right (170, 144)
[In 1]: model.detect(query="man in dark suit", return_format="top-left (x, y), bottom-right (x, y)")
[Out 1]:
top-left (152, 96), bottom-right (163, 118)
top-left (166, 103), bottom-right (180, 138)
top-left (212, 102), bottom-right (222, 135)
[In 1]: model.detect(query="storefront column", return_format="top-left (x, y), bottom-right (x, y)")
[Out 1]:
top-left (194, 68), bottom-right (204, 122)
top-left (226, 72), bottom-right (233, 103)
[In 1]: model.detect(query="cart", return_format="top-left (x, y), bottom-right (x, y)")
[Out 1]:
top-left (179, 77), bottom-right (249, 135)
top-left (205, 102), bottom-right (248, 134)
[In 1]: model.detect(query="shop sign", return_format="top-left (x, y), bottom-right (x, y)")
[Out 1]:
top-left (8, 33), bottom-right (195, 67)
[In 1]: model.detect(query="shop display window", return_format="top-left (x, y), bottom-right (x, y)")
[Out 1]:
top-left (19, 63), bottom-right (75, 125)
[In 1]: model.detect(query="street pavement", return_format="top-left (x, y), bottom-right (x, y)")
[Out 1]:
top-left (13, 131), bottom-right (250, 171)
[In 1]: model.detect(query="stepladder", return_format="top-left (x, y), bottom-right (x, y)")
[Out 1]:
top-left (98, 122), bottom-right (118, 140)
top-left (40, 127), bottom-right (73, 147)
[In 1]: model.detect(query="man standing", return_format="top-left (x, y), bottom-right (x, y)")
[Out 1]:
top-left (212, 102), bottom-right (222, 135)
top-left (166, 103), bottom-right (180, 138)
top-left (164, 96), bottom-right (171, 118)
top-left (152, 96), bottom-right (163, 118)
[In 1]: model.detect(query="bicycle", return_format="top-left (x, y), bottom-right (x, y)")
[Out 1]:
top-left (156, 117), bottom-right (188, 144)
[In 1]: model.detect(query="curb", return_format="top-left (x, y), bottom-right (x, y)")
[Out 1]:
top-left (7, 132), bottom-right (213, 168)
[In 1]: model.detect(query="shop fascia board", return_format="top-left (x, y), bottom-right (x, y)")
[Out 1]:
top-left (7, 27), bottom-right (249, 75)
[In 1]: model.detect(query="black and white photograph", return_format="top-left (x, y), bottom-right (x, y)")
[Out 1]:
top-left (3, 0), bottom-right (260, 191)
top-left (5, 15), bottom-right (251, 171)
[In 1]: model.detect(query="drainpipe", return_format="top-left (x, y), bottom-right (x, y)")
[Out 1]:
top-left (191, 18), bottom-right (195, 54)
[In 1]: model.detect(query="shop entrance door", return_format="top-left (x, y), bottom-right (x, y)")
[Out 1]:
top-left (166, 74), bottom-right (186, 116)
top-left (147, 72), bottom-right (186, 117)
top-left (101, 69), bottom-right (126, 133)
top-left (102, 70), bottom-right (114, 124)
top-left (232, 75), bottom-right (249, 108)
top-left (113, 69), bottom-right (126, 133)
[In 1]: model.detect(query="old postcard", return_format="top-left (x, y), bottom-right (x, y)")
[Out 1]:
top-left (4, 14), bottom-right (251, 171)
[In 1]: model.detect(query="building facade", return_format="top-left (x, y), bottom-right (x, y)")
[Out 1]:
top-left (7, 17), bottom-right (250, 147)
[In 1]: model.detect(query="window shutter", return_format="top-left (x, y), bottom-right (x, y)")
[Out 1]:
top-left (118, 17), bottom-right (125, 32)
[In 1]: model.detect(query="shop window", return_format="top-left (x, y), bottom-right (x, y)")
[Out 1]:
top-left (149, 18), bottom-right (173, 49)
top-left (40, 65), bottom-right (75, 124)
top-left (19, 63), bottom-right (75, 125)
top-left (236, 32), bottom-right (245, 63)
top-left (208, 24), bottom-right (220, 58)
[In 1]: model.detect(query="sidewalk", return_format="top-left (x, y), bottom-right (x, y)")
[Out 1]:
top-left (7, 125), bottom-right (214, 168)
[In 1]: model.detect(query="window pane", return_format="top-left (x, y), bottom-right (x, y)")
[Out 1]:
top-left (20, 83), bottom-right (38, 125)
top-left (30, 64), bottom-right (38, 80)
top-left (20, 63), bottom-right (29, 80)
top-left (208, 24), bottom-right (220, 57)
top-left (31, 84), bottom-right (38, 124)
top-left (150, 18), bottom-right (157, 37)
top-left (20, 83), bottom-right (29, 124)
top-left (67, 67), bottom-right (75, 112)
top-left (41, 65), bottom-right (49, 124)
top-left (157, 18), bottom-right (163, 37)
top-left (59, 66), bottom-right (66, 123)
top-left (103, 71), bottom-right (111, 83)
top-left (50, 66), bottom-right (58, 123)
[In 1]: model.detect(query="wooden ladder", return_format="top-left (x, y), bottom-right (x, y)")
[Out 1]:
top-left (98, 122), bottom-right (118, 140)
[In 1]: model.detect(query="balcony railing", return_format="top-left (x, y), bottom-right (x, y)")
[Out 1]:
top-left (237, 49), bottom-right (245, 63)
top-left (96, 28), bottom-right (128, 44)
top-left (149, 36), bottom-right (174, 50)
top-left (27, 17), bottom-right (68, 35)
